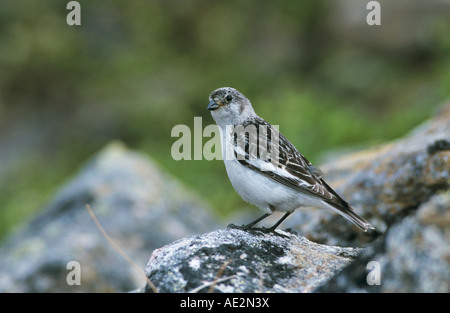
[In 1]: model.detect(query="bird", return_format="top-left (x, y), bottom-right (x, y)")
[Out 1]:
top-left (207, 87), bottom-right (375, 232)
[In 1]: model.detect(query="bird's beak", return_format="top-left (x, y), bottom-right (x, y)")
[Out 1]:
top-left (207, 99), bottom-right (220, 111)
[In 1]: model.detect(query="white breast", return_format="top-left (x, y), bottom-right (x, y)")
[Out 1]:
top-left (219, 126), bottom-right (303, 213)
top-left (219, 124), bottom-right (329, 214)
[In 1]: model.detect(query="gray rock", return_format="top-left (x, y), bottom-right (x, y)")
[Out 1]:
top-left (0, 142), bottom-right (220, 292)
top-left (144, 228), bottom-right (361, 293)
top-left (317, 190), bottom-right (450, 293)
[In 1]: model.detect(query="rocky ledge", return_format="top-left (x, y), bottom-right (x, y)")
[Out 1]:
top-left (145, 228), bottom-right (361, 293)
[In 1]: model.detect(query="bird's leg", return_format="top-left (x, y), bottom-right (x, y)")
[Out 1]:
top-left (244, 213), bottom-right (271, 228)
top-left (229, 212), bottom-right (293, 239)
top-left (268, 212), bottom-right (291, 231)
top-left (253, 212), bottom-right (292, 238)
top-left (228, 213), bottom-right (271, 230)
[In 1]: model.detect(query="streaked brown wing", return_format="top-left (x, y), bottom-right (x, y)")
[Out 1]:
top-left (235, 117), bottom-right (350, 208)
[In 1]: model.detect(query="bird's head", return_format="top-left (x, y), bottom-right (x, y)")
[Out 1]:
top-left (207, 87), bottom-right (255, 126)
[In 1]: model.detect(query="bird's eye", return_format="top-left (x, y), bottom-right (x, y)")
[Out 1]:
top-left (226, 95), bottom-right (233, 102)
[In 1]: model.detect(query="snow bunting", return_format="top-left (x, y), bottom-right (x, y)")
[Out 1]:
top-left (207, 87), bottom-right (375, 232)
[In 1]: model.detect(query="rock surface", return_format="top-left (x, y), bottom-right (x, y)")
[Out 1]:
top-left (316, 190), bottom-right (450, 293)
top-left (145, 228), bottom-right (360, 293)
top-left (0, 142), bottom-right (219, 292)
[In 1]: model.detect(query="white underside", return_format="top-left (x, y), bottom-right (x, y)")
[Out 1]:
top-left (224, 157), bottom-right (331, 213)
top-left (219, 126), bottom-right (331, 214)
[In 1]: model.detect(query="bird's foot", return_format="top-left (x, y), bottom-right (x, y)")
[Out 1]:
top-left (227, 223), bottom-right (290, 238)
top-left (258, 226), bottom-right (291, 238)
top-left (227, 223), bottom-right (252, 231)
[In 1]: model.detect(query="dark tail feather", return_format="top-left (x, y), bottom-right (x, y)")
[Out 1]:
top-left (327, 202), bottom-right (375, 232)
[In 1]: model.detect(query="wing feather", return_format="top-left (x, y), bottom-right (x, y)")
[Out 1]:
top-left (234, 117), bottom-right (350, 208)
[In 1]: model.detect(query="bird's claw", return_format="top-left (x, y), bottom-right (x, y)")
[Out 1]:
top-left (227, 224), bottom-right (290, 238)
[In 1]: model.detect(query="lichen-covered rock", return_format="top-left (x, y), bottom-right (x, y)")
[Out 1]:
top-left (144, 228), bottom-right (361, 293)
top-left (0, 142), bottom-right (220, 292)
top-left (317, 190), bottom-right (450, 293)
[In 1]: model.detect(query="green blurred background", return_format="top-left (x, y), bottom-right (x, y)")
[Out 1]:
top-left (1, 0), bottom-right (449, 241)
